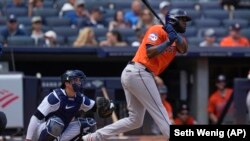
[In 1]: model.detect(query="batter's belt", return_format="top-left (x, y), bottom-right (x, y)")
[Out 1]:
top-left (128, 61), bottom-right (152, 73)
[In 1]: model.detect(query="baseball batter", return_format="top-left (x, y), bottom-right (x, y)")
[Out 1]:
top-left (83, 9), bottom-right (191, 141)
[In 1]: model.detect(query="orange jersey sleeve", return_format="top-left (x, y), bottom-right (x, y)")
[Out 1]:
top-left (132, 25), bottom-right (177, 75)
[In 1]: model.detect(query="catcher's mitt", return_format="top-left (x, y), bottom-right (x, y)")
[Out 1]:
top-left (96, 97), bottom-right (115, 118)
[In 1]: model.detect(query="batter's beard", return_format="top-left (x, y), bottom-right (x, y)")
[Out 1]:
top-left (173, 24), bottom-right (186, 33)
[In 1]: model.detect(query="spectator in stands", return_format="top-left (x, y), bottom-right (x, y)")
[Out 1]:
top-left (199, 28), bottom-right (219, 47)
top-left (0, 14), bottom-right (26, 47)
top-left (174, 103), bottom-right (197, 125)
top-left (7, 0), bottom-right (27, 8)
top-left (131, 29), bottom-right (146, 47)
top-left (59, 0), bottom-right (76, 17)
top-left (63, 0), bottom-right (89, 27)
top-left (151, 76), bottom-right (174, 135)
top-left (220, 0), bottom-right (239, 10)
top-left (81, 7), bottom-right (106, 28)
top-left (220, 23), bottom-right (250, 47)
top-left (155, 1), bottom-right (170, 24)
top-left (208, 74), bottom-right (233, 124)
top-left (124, 0), bottom-right (142, 29)
top-left (108, 10), bottom-right (129, 31)
top-left (30, 16), bottom-right (44, 45)
top-left (135, 9), bottom-right (155, 30)
top-left (99, 30), bottom-right (128, 47)
top-left (73, 27), bottom-right (98, 47)
top-left (28, 0), bottom-right (44, 17)
top-left (43, 30), bottom-right (58, 47)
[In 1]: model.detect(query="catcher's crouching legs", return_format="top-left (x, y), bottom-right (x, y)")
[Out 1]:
top-left (38, 116), bottom-right (64, 141)
top-left (69, 118), bottom-right (97, 141)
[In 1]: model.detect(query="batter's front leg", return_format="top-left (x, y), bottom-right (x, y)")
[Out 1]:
top-left (129, 71), bottom-right (171, 140)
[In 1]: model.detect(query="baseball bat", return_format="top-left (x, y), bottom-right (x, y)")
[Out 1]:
top-left (101, 87), bottom-right (124, 137)
top-left (141, 0), bottom-right (165, 26)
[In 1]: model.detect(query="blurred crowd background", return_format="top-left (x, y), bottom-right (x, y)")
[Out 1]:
top-left (0, 0), bottom-right (249, 48)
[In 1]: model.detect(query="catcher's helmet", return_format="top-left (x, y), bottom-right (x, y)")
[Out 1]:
top-left (61, 70), bottom-right (86, 92)
top-left (166, 9), bottom-right (191, 33)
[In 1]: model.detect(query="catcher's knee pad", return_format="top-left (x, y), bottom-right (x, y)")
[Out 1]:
top-left (46, 116), bottom-right (65, 137)
top-left (78, 117), bottom-right (97, 134)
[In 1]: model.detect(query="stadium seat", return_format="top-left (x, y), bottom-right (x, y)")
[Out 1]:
top-left (113, 28), bottom-right (136, 38)
top-left (241, 28), bottom-right (250, 39)
top-left (18, 17), bottom-right (32, 26)
top-left (97, 36), bottom-right (106, 42)
top-left (0, 1), bottom-right (3, 9)
top-left (126, 36), bottom-right (138, 45)
top-left (56, 36), bottom-right (67, 46)
top-left (233, 10), bottom-right (250, 21)
top-left (42, 26), bottom-right (51, 32)
top-left (0, 26), bottom-right (6, 32)
top-left (170, 1), bottom-right (196, 9)
top-left (55, 0), bottom-right (67, 10)
top-left (0, 35), bottom-right (3, 43)
top-left (198, 27), bottom-right (228, 38)
top-left (37, 38), bottom-right (44, 46)
top-left (198, 1), bottom-right (221, 10)
top-left (104, 9), bottom-right (116, 19)
top-left (53, 27), bottom-right (79, 37)
top-left (203, 9), bottom-right (229, 20)
top-left (44, 1), bottom-right (54, 8)
top-left (222, 19), bottom-right (248, 29)
top-left (5, 8), bottom-right (28, 17)
top-left (187, 37), bottom-right (203, 47)
top-left (186, 9), bottom-right (202, 20)
top-left (33, 8), bottom-right (58, 18)
top-left (67, 36), bottom-right (77, 45)
top-left (194, 19), bottom-right (221, 28)
top-left (0, 17), bottom-right (6, 26)
top-left (7, 36), bottom-right (35, 47)
top-left (85, 1), bottom-right (109, 11)
top-left (46, 17), bottom-right (71, 27)
top-left (93, 27), bottom-right (108, 38)
top-left (213, 28), bottom-right (228, 38)
top-left (145, 0), bottom-right (160, 10)
top-left (184, 26), bottom-right (198, 37)
top-left (108, 0), bottom-right (132, 10)
top-left (76, 18), bottom-right (85, 28)
top-left (20, 26), bottom-right (30, 35)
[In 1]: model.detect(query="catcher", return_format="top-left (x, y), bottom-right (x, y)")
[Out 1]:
top-left (25, 70), bottom-right (115, 141)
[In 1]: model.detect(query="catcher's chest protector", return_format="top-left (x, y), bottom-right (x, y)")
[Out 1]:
top-left (46, 89), bottom-right (82, 128)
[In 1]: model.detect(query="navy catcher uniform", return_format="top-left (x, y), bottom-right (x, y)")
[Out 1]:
top-left (25, 70), bottom-right (114, 141)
